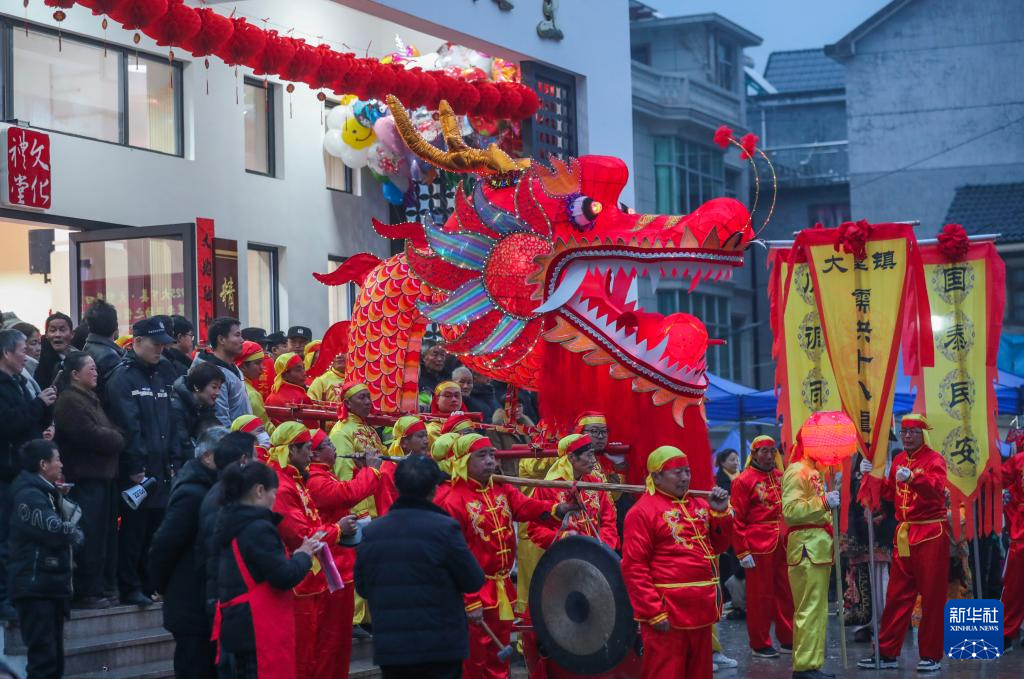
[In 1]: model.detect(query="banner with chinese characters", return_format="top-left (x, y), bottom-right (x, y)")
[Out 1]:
top-left (196, 218), bottom-right (216, 343)
top-left (913, 239), bottom-right (1004, 537)
top-left (3, 126), bottom-right (51, 210)
top-left (792, 223), bottom-right (932, 509)
top-left (768, 249), bottom-right (842, 458)
top-left (213, 238), bottom-right (239, 318)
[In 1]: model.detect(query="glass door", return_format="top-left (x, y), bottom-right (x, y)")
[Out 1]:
top-left (70, 223), bottom-right (196, 336)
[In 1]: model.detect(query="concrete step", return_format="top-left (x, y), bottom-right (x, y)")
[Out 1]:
top-left (66, 659), bottom-right (174, 679)
top-left (4, 603), bottom-right (165, 654)
top-left (61, 628), bottom-right (175, 676)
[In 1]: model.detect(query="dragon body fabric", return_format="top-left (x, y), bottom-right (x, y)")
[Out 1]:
top-left (315, 98), bottom-right (755, 488)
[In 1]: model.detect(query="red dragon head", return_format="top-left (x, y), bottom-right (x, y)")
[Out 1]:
top-left (386, 97), bottom-right (754, 419)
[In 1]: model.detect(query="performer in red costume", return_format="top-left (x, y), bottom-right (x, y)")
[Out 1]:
top-left (306, 428), bottom-right (383, 679)
top-left (857, 414), bottom-right (948, 673)
top-left (730, 435), bottom-right (793, 657)
top-left (1001, 433), bottom-right (1024, 650)
top-left (375, 415), bottom-right (430, 515)
top-left (621, 446), bottom-right (733, 679)
top-left (267, 422), bottom-right (360, 678)
top-left (265, 353), bottom-right (317, 428)
top-left (440, 434), bottom-right (576, 679)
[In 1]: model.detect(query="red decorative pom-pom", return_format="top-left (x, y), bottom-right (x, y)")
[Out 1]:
top-left (473, 81), bottom-right (501, 117)
top-left (834, 219), bottom-right (871, 261)
top-left (278, 38), bottom-right (321, 83)
top-left (44, 1), bottom-right (76, 8)
top-left (142, 0), bottom-right (200, 47)
top-left (448, 80), bottom-right (481, 115)
top-left (306, 46), bottom-right (350, 90)
top-left (249, 29), bottom-right (296, 76)
top-left (109, 0), bottom-right (168, 30)
top-left (78, 0), bottom-right (126, 15)
top-left (366, 63), bottom-right (397, 100)
top-left (739, 132), bottom-right (759, 160)
top-left (181, 7), bottom-right (233, 57)
top-left (514, 86), bottom-right (540, 120)
top-left (937, 223), bottom-right (970, 262)
top-left (412, 70), bottom-right (438, 109)
top-left (337, 61), bottom-right (371, 95)
top-left (713, 124), bottom-right (733, 149)
top-left (493, 82), bottom-right (523, 119)
top-left (214, 17), bottom-right (266, 67)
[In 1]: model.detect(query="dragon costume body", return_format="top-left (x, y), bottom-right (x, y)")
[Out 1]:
top-left (314, 97), bottom-right (755, 487)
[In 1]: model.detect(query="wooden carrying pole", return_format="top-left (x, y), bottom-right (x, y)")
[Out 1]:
top-left (491, 474), bottom-right (712, 497)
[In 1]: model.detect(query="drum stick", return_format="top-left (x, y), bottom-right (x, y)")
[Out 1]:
top-left (491, 474), bottom-right (712, 497)
top-left (478, 619), bottom-right (515, 662)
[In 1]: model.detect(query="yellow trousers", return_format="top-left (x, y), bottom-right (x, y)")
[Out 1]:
top-left (788, 559), bottom-right (830, 672)
top-left (712, 625), bottom-right (722, 653)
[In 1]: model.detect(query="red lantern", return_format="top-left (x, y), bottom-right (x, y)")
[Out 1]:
top-left (109, 0), bottom-right (168, 30)
top-left (77, 0), bottom-right (127, 15)
top-left (181, 7), bottom-right (233, 57)
top-left (493, 82), bottom-right (523, 119)
top-left (306, 46), bottom-right (350, 90)
top-left (514, 86), bottom-right (540, 120)
top-left (800, 411), bottom-right (858, 468)
top-left (472, 81), bottom-right (501, 117)
top-left (43, 0), bottom-right (76, 23)
top-left (249, 29), bottom-right (296, 76)
top-left (214, 17), bottom-right (266, 67)
top-left (279, 38), bottom-right (321, 83)
top-left (142, 0), bottom-right (200, 47)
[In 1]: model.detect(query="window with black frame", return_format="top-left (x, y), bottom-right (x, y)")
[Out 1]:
top-left (4, 20), bottom-right (183, 155)
top-left (247, 244), bottom-right (279, 330)
top-left (323, 100), bottom-right (355, 193)
top-left (243, 77), bottom-right (275, 176)
top-left (653, 137), bottom-right (726, 215)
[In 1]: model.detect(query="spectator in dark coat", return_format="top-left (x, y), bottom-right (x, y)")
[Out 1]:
top-left (196, 432), bottom-right (257, 622)
top-left (355, 456), bottom-right (485, 678)
top-left (53, 351), bottom-right (125, 608)
top-left (214, 462), bottom-right (317, 676)
top-left (9, 439), bottom-right (84, 679)
top-left (457, 369), bottom-right (502, 422)
top-left (34, 312), bottom-right (74, 390)
top-left (164, 315), bottom-right (195, 378)
top-left (11, 322), bottom-right (42, 386)
top-left (148, 427), bottom-right (227, 679)
top-left (105, 318), bottom-right (181, 607)
top-left (417, 342), bottom-right (453, 408)
top-left (170, 362), bottom-right (224, 460)
top-left (0, 328), bottom-right (57, 620)
top-left (82, 300), bottom-right (124, 394)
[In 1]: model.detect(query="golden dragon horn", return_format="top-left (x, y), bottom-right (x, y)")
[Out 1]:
top-left (386, 95), bottom-right (530, 175)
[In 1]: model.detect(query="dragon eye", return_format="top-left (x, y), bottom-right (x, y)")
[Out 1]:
top-left (568, 195), bottom-right (603, 231)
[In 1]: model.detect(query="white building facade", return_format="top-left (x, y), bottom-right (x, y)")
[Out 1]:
top-left (0, 0), bottom-right (633, 338)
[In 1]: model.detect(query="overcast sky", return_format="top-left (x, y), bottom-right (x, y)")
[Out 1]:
top-left (646, 1), bottom-right (894, 71)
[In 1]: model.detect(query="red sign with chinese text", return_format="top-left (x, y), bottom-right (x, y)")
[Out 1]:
top-left (196, 218), bottom-right (216, 346)
top-left (4, 127), bottom-right (51, 210)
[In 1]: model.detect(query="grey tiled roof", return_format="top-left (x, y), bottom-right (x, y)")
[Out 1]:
top-left (763, 48), bottom-right (845, 93)
top-left (945, 182), bottom-right (1024, 244)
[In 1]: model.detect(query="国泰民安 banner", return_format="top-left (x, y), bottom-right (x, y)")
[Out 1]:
top-left (913, 240), bottom-right (1005, 537)
top-left (768, 249), bottom-right (842, 457)
top-left (792, 224), bottom-right (932, 509)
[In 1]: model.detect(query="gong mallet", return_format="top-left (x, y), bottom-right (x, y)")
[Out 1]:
top-left (478, 619), bottom-right (515, 662)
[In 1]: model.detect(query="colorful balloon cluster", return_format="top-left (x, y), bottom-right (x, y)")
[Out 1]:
top-left (324, 41), bottom-right (529, 205)
top-left (58, 0), bottom-right (540, 119)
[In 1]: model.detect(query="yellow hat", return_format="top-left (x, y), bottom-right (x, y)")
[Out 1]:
top-left (545, 434), bottom-right (593, 482)
top-left (431, 432), bottom-right (461, 475)
top-left (303, 340), bottom-right (323, 371)
top-left (273, 352), bottom-right (303, 392)
top-left (387, 415), bottom-right (426, 457)
top-left (645, 446), bottom-right (689, 494)
top-left (231, 414), bottom-right (263, 434)
top-left (450, 433), bottom-right (492, 482)
top-left (268, 421), bottom-right (312, 467)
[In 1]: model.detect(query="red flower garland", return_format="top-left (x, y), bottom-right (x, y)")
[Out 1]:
top-left (44, 0), bottom-right (77, 8)
top-left (835, 219), bottom-right (872, 261)
top-left (937, 223), bottom-right (970, 262)
top-left (180, 7), bottom-right (233, 57)
top-left (713, 124), bottom-right (733, 149)
top-left (69, 0), bottom-right (540, 119)
top-left (739, 132), bottom-right (759, 160)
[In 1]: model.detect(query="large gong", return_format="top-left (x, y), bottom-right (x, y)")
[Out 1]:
top-left (528, 536), bottom-right (636, 675)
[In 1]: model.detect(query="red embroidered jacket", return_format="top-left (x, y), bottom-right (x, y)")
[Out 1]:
top-left (265, 383), bottom-right (318, 428)
top-left (306, 462), bottom-right (381, 582)
top-left (881, 445), bottom-right (948, 548)
top-left (269, 460), bottom-right (341, 596)
top-left (731, 465), bottom-right (785, 559)
top-left (440, 478), bottom-right (557, 613)
top-left (1003, 452), bottom-right (1024, 541)
top-left (621, 490), bottom-right (733, 630)
top-left (526, 475), bottom-right (618, 550)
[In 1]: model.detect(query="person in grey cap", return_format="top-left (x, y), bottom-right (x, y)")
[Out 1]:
top-left (286, 326), bottom-right (312, 354)
top-left (149, 426), bottom-right (228, 679)
top-left (104, 317), bottom-right (181, 608)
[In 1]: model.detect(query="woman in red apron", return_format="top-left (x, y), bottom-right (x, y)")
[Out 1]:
top-left (211, 462), bottom-right (319, 678)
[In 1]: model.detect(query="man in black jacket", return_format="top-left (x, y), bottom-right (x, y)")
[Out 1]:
top-left (9, 439), bottom-right (84, 679)
top-left (164, 315), bottom-right (196, 378)
top-left (355, 456), bottom-right (485, 679)
top-left (0, 328), bottom-right (56, 620)
top-left (105, 317), bottom-right (181, 608)
top-left (82, 299), bottom-right (124, 393)
top-left (148, 427), bottom-right (227, 679)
